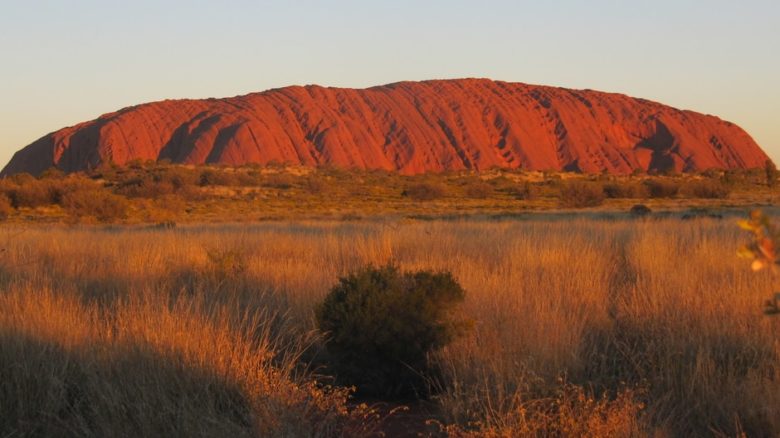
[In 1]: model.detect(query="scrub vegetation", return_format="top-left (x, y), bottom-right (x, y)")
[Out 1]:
top-left (0, 162), bottom-right (774, 224)
top-left (1, 216), bottom-right (778, 436)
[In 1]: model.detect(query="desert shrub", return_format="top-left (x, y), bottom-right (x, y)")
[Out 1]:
top-left (0, 174), bottom-right (100, 210)
top-left (262, 173), bottom-right (297, 190)
top-left (559, 181), bottom-right (605, 208)
top-left (160, 166), bottom-right (199, 190)
top-left (88, 162), bottom-right (119, 181)
top-left (463, 181), bottom-right (494, 199)
top-left (644, 178), bottom-right (679, 198)
top-left (199, 169), bottom-right (236, 187)
top-left (48, 176), bottom-right (107, 205)
top-left (234, 172), bottom-right (260, 187)
top-left (487, 176), bottom-right (516, 191)
top-left (629, 204), bottom-right (652, 217)
top-left (116, 176), bottom-right (175, 198)
top-left (684, 179), bottom-right (730, 199)
top-left (509, 181), bottom-right (537, 200)
top-left (112, 166), bottom-right (199, 199)
top-left (149, 194), bottom-right (189, 220)
top-left (126, 158), bottom-right (146, 169)
top-left (722, 169), bottom-right (746, 187)
top-left (543, 170), bottom-right (562, 181)
top-left (61, 189), bottom-right (129, 222)
top-left (39, 167), bottom-right (66, 180)
top-left (0, 174), bottom-right (53, 208)
top-left (317, 265), bottom-right (470, 397)
top-left (304, 177), bottom-right (329, 195)
top-left (402, 182), bottom-right (448, 201)
top-left (701, 168), bottom-right (724, 179)
top-left (0, 174), bottom-right (97, 209)
top-left (0, 194), bottom-right (13, 219)
top-left (766, 160), bottom-right (778, 187)
top-left (603, 181), bottom-right (648, 199)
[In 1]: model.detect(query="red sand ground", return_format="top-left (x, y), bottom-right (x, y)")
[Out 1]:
top-left (2, 79), bottom-right (768, 176)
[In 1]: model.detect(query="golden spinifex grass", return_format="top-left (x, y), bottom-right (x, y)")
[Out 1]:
top-left (0, 218), bottom-right (778, 436)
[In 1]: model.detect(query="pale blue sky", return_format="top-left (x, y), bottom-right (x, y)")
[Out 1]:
top-left (1, 0), bottom-right (778, 167)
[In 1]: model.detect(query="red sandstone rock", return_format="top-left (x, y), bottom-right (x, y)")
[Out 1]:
top-left (1, 79), bottom-right (769, 175)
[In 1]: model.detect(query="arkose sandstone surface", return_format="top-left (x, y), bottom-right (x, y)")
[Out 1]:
top-left (2, 79), bottom-right (768, 176)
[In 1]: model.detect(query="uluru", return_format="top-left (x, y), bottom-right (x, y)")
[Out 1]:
top-left (1, 78), bottom-right (769, 176)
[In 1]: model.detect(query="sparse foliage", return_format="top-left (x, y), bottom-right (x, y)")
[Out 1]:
top-left (603, 181), bottom-right (648, 199)
top-left (61, 188), bottom-right (129, 222)
top-left (559, 181), bottom-right (605, 208)
top-left (509, 181), bottom-right (537, 200)
top-left (765, 159), bottom-right (778, 188)
top-left (644, 178), bottom-right (679, 198)
top-left (401, 182), bottom-right (448, 201)
top-left (738, 209), bottom-right (780, 314)
top-left (684, 179), bottom-right (731, 199)
top-left (317, 264), bottom-right (470, 397)
top-left (629, 204), bottom-right (652, 217)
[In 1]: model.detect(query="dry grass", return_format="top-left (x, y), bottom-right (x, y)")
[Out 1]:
top-left (0, 217), bottom-right (779, 436)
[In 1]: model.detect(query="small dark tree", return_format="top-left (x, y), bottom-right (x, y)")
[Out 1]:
top-left (317, 265), bottom-right (470, 398)
top-left (629, 204), bottom-right (652, 217)
top-left (644, 179), bottom-right (679, 198)
top-left (765, 160), bottom-right (778, 188)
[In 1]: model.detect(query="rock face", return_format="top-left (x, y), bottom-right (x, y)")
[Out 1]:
top-left (2, 79), bottom-right (769, 175)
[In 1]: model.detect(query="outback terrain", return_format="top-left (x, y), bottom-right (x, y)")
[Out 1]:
top-left (1, 79), bottom-right (778, 437)
top-left (2, 218), bottom-right (779, 437)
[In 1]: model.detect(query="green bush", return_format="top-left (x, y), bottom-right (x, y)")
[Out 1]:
top-left (317, 265), bottom-right (470, 397)
top-left (559, 181), bottom-right (605, 208)
top-left (402, 182), bottom-right (448, 201)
